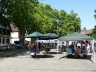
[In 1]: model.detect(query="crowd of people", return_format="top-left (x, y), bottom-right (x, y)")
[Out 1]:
top-left (29, 41), bottom-right (52, 58)
top-left (59, 41), bottom-right (92, 58)
top-left (6, 40), bottom-right (93, 59)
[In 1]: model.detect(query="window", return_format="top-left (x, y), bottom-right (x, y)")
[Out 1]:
top-left (6, 39), bottom-right (10, 44)
top-left (7, 30), bottom-right (10, 35)
top-left (3, 38), bottom-right (5, 44)
top-left (0, 29), bottom-right (1, 34)
top-left (1, 29), bottom-right (3, 35)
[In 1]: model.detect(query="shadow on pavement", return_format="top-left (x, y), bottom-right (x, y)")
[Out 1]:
top-left (59, 55), bottom-right (93, 62)
top-left (36, 55), bottom-right (54, 58)
top-left (0, 49), bottom-right (29, 58)
top-left (48, 52), bottom-right (63, 54)
top-left (11, 49), bottom-right (29, 57)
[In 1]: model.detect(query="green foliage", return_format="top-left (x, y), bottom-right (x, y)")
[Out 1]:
top-left (56, 10), bottom-right (81, 36)
top-left (91, 9), bottom-right (96, 39)
top-left (0, 0), bottom-right (81, 37)
top-left (94, 9), bottom-right (96, 18)
top-left (33, 3), bottom-right (59, 33)
top-left (91, 25), bottom-right (96, 39)
top-left (7, 0), bottom-right (39, 32)
top-left (0, 0), bottom-right (10, 27)
top-left (94, 9), bottom-right (96, 39)
top-left (0, 13), bottom-right (9, 27)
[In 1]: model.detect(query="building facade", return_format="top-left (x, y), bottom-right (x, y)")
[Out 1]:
top-left (10, 24), bottom-right (20, 44)
top-left (0, 25), bottom-right (11, 46)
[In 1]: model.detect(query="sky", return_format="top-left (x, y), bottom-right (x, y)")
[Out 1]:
top-left (39, 0), bottom-right (96, 29)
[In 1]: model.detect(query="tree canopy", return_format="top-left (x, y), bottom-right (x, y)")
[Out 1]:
top-left (91, 25), bottom-right (96, 39)
top-left (91, 9), bottom-right (96, 39)
top-left (0, 0), bottom-right (81, 42)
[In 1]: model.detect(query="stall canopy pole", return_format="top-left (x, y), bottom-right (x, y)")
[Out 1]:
top-left (57, 40), bottom-right (59, 62)
top-left (92, 38), bottom-right (96, 64)
top-left (93, 39), bottom-right (96, 64)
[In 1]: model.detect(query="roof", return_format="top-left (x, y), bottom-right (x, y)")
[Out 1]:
top-left (81, 28), bottom-right (94, 35)
top-left (81, 28), bottom-right (87, 34)
top-left (10, 23), bottom-right (19, 32)
top-left (58, 32), bottom-right (93, 41)
top-left (85, 28), bottom-right (94, 34)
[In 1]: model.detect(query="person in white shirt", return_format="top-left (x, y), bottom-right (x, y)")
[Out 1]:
top-left (87, 43), bottom-right (90, 53)
top-left (77, 42), bottom-right (81, 48)
top-left (58, 42), bottom-right (62, 51)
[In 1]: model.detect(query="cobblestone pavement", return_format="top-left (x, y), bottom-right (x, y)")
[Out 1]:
top-left (0, 49), bottom-right (96, 72)
top-left (0, 49), bottom-right (29, 61)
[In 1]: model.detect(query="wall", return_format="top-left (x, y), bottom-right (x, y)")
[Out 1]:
top-left (10, 32), bottom-right (19, 43)
top-left (0, 37), bottom-right (10, 46)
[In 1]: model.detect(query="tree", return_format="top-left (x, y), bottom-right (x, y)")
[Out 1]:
top-left (0, 13), bottom-right (9, 27)
top-left (57, 10), bottom-right (81, 36)
top-left (91, 25), bottom-right (96, 39)
top-left (91, 9), bottom-right (96, 39)
top-left (57, 10), bottom-right (68, 36)
top-left (0, 0), bottom-right (81, 39)
top-left (0, 0), bottom-right (10, 27)
top-left (6, 0), bottom-right (38, 41)
top-left (83, 27), bottom-right (87, 30)
top-left (94, 9), bottom-right (96, 19)
top-left (69, 10), bottom-right (81, 32)
top-left (33, 4), bottom-right (59, 33)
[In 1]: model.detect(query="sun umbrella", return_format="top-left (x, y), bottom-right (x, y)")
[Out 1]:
top-left (40, 33), bottom-right (59, 40)
top-left (25, 31), bottom-right (46, 38)
top-left (25, 31), bottom-right (46, 44)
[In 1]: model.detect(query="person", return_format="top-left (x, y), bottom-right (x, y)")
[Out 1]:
top-left (41, 41), bottom-right (44, 46)
top-left (30, 42), bottom-right (37, 58)
top-left (74, 46), bottom-right (81, 58)
top-left (38, 42), bottom-right (41, 51)
top-left (45, 44), bottom-right (50, 54)
top-left (12, 44), bottom-right (15, 49)
top-left (89, 42), bottom-right (92, 53)
top-left (65, 45), bottom-right (73, 58)
top-left (32, 42), bottom-right (37, 52)
top-left (7, 43), bottom-right (11, 50)
top-left (61, 42), bottom-right (66, 52)
top-left (82, 42), bottom-right (86, 48)
top-left (80, 46), bottom-right (88, 58)
top-left (73, 42), bottom-right (77, 52)
top-left (77, 41), bottom-right (81, 48)
top-left (58, 42), bottom-right (62, 51)
top-left (36, 42), bottom-right (40, 55)
top-left (71, 43), bottom-right (75, 54)
top-left (29, 41), bottom-right (33, 53)
top-left (31, 52), bottom-right (36, 58)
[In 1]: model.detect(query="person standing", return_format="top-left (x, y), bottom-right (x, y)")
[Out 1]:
top-left (77, 41), bottom-right (81, 48)
top-left (87, 42), bottom-right (90, 53)
top-left (38, 42), bottom-right (41, 51)
top-left (29, 41), bottom-right (33, 53)
top-left (7, 43), bottom-right (11, 50)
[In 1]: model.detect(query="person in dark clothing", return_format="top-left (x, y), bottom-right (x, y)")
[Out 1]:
top-left (31, 42), bottom-right (37, 58)
top-left (38, 42), bottom-right (41, 51)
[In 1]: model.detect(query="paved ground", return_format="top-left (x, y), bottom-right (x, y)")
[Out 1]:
top-left (0, 49), bottom-right (24, 61)
top-left (0, 49), bottom-right (96, 72)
